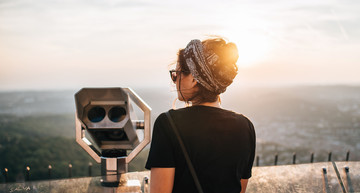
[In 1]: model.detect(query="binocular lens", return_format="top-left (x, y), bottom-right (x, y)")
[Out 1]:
top-left (88, 106), bottom-right (106, 122)
top-left (108, 107), bottom-right (127, 122)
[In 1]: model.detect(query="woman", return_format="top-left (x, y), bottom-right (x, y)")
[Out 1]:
top-left (145, 38), bottom-right (256, 193)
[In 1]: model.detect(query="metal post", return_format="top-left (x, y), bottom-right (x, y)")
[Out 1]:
top-left (328, 152), bottom-right (332, 162)
top-left (88, 162), bottom-right (92, 177)
top-left (144, 176), bottom-right (149, 184)
top-left (143, 176), bottom-right (149, 193)
top-left (48, 165), bottom-right (52, 179)
top-left (346, 151), bottom-right (350, 161)
top-left (4, 168), bottom-right (8, 183)
top-left (344, 166), bottom-right (354, 192)
top-left (68, 164), bottom-right (72, 178)
top-left (322, 167), bottom-right (330, 193)
top-left (274, 154), bottom-right (278, 166)
top-left (256, 155), bottom-right (259, 166)
top-left (310, 152), bottom-right (314, 163)
top-left (100, 157), bottom-right (127, 187)
top-left (26, 166), bottom-right (30, 181)
top-left (292, 152), bottom-right (296, 164)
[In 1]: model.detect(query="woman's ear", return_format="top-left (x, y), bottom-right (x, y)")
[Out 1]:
top-left (190, 77), bottom-right (198, 88)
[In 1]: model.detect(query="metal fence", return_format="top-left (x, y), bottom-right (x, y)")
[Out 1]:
top-left (255, 150), bottom-right (351, 166)
top-left (1, 163), bottom-right (93, 183)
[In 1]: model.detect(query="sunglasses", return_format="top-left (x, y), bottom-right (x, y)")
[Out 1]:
top-left (169, 70), bottom-right (187, 83)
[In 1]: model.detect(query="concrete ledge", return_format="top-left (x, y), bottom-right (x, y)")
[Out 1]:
top-left (1, 162), bottom-right (359, 193)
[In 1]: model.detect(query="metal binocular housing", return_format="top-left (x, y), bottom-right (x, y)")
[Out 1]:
top-left (74, 87), bottom-right (151, 186)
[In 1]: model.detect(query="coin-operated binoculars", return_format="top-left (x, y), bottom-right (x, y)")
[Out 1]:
top-left (74, 88), bottom-right (151, 187)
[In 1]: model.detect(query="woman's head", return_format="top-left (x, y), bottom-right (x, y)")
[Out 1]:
top-left (174, 37), bottom-right (239, 105)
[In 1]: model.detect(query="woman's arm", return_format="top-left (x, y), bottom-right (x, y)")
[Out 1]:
top-left (240, 179), bottom-right (249, 193)
top-left (150, 167), bottom-right (175, 193)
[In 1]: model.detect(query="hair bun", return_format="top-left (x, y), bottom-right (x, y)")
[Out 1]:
top-left (200, 38), bottom-right (239, 93)
top-left (224, 42), bottom-right (239, 66)
top-left (202, 38), bottom-right (239, 67)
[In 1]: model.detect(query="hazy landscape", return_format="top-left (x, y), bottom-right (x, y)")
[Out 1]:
top-left (0, 85), bottom-right (359, 182)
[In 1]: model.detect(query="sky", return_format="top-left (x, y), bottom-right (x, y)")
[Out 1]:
top-left (0, 0), bottom-right (360, 91)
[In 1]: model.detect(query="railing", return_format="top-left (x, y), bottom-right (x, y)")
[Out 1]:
top-left (255, 150), bottom-right (351, 166)
top-left (1, 163), bottom-right (94, 183)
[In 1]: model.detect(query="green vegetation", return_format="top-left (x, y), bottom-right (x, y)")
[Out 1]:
top-left (0, 114), bottom-right (149, 183)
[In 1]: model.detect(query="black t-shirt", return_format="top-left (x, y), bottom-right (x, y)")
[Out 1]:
top-left (145, 106), bottom-right (256, 193)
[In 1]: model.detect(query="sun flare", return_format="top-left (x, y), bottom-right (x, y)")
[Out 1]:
top-left (218, 16), bottom-right (272, 68)
top-left (224, 31), bottom-right (271, 68)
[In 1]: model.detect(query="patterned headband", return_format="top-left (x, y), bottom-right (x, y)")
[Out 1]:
top-left (183, 39), bottom-right (235, 94)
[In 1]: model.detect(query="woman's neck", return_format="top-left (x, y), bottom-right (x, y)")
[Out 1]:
top-left (195, 101), bottom-right (221, 108)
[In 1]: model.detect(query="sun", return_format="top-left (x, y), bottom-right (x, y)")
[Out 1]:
top-left (216, 19), bottom-right (272, 68)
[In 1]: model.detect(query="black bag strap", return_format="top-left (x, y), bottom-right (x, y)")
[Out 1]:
top-left (165, 111), bottom-right (204, 193)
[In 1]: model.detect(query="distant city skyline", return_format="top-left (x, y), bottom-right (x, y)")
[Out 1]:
top-left (1, 0), bottom-right (360, 91)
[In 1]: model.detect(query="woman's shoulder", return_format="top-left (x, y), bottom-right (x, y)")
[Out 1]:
top-left (154, 111), bottom-right (169, 123)
top-left (163, 106), bottom-right (252, 122)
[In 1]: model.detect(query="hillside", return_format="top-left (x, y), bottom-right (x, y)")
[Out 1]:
top-left (0, 86), bottom-right (359, 182)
